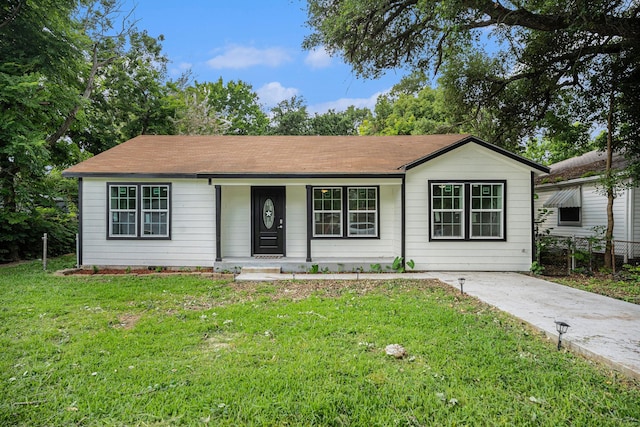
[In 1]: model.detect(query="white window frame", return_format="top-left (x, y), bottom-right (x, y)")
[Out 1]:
top-left (141, 185), bottom-right (170, 237)
top-left (558, 207), bottom-right (581, 226)
top-left (430, 181), bottom-right (506, 241)
top-left (347, 187), bottom-right (378, 237)
top-left (470, 183), bottom-right (504, 239)
top-left (109, 185), bottom-right (138, 238)
top-left (107, 183), bottom-right (171, 239)
top-left (313, 187), bottom-right (343, 237)
top-left (431, 183), bottom-right (464, 239)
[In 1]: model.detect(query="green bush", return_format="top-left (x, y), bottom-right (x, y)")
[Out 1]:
top-left (0, 207), bottom-right (77, 262)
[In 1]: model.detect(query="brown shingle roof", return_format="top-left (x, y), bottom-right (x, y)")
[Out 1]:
top-left (63, 134), bottom-right (474, 177)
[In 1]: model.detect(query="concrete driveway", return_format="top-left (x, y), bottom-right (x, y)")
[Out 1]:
top-left (430, 272), bottom-right (640, 381)
top-left (237, 270), bottom-right (640, 380)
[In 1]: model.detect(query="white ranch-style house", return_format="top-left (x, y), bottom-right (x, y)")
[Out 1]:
top-left (62, 134), bottom-right (549, 272)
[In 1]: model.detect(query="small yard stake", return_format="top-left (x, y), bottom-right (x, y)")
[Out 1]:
top-left (458, 277), bottom-right (465, 294)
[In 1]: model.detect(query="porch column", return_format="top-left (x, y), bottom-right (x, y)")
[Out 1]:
top-left (401, 176), bottom-right (406, 268)
top-left (215, 185), bottom-right (222, 262)
top-left (530, 171), bottom-right (536, 263)
top-left (77, 178), bottom-right (83, 266)
top-left (306, 185), bottom-right (312, 262)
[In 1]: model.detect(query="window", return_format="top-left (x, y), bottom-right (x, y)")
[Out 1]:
top-left (348, 187), bottom-right (377, 236)
top-left (470, 183), bottom-right (503, 238)
top-left (432, 184), bottom-right (464, 238)
top-left (312, 186), bottom-right (378, 238)
top-left (142, 185), bottom-right (169, 236)
top-left (542, 187), bottom-right (581, 226)
top-left (313, 187), bottom-right (342, 237)
top-left (430, 181), bottom-right (505, 241)
top-left (558, 207), bottom-right (581, 226)
top-left (110, 185), bottom-right (137, 237)
top-left (108, 183), bottom-right (171, 239)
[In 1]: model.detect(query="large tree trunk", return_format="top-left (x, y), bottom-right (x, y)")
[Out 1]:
top-left (603, 87), bottom-right (616, 270)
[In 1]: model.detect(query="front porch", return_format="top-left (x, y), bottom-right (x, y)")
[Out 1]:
top-left (213, 256), bottom-right (398, 274)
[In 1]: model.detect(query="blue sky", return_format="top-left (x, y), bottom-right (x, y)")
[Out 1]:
top-left (124, 0), bottom-right (409, 114)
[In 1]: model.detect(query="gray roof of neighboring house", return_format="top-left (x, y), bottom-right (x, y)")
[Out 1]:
top-left (539, 150), bottom-right (628, 184)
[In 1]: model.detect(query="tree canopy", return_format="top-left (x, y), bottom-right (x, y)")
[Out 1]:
top-left (304, 0), bottom-right (640, 148)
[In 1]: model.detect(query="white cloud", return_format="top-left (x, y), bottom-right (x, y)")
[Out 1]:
top-left (207, 45), bottom-right (292, 69)
top-left (304, 47), bottom-right (332, 69)
top-left (256, 82), bottom-right (299, 107)
top-left (308, 90), bottom-right (388, 114)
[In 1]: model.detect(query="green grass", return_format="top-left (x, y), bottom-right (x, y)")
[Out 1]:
top-left (1, 257), bottom-right (639, 426)
top-left (551, 274), bottom-right (640, 304)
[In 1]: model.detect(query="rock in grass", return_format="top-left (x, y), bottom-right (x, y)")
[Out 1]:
top-left (385, 344), bottom-right (407, 359)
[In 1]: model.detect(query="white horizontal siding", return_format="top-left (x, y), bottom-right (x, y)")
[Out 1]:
top-left (405, 143), bottom-right (537, 271)
top-left (81, 178), bottom-right (215, 267)
top-left (285, 186), bottom-right (307, 257)
top-left (215, 179), bottom-right (402, 259)
top-left (535, 183), bottom-right (628, 240)
top-left (309, 185), bottom-right (399, 258)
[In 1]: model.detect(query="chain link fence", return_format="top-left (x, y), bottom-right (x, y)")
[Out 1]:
top-left (536, 234), bottom-right (640, 275)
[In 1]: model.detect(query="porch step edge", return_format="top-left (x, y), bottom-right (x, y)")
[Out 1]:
top-left (241, 266), bottom-right (282, 274)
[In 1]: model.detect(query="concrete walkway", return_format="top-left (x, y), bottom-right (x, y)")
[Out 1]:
top-left (235, 271), bottom-right (640, 380)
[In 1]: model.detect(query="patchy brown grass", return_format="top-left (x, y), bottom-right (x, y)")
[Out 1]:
top-left (227, 278), bottom-right (448, 302)
top-left (547, 273), bottom-right (640, 304)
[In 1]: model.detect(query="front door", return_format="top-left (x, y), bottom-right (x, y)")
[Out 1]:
top-left (252, 187), bottom-right (285, 255)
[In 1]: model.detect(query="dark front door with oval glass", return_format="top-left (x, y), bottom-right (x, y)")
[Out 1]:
top-left (252, 187), bottom-right (285, 255)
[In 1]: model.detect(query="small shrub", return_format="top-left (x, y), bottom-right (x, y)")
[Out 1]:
top-left (370, 263), bottom-right (382, 273)
top-left (392, 256), bottom-right (404, 273)
top-left (309, 264), bottom-right (319, 274)
top-left (530, 261), bottom-right (545, 275)
top-left (622, 264), bottom-right (640, 282)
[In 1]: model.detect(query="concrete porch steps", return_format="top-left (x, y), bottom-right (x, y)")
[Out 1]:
top-left (241, 266), bottom-right (282, 274)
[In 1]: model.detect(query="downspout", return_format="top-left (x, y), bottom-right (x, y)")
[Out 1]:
top-left (77, 178), bottom-right (83, 267)
top-left (215, 185), bottom-right (222, 262)
top-left (306, 185), bottom-right (312, 262)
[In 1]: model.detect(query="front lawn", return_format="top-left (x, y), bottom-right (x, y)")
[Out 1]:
top-left (550, 273), bottom-right (640, 305)
top-left (1, 257), bottom-right (639, 425)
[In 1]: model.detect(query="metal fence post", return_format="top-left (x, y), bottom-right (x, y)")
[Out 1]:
top-left (42, 233), bottom-right (48, 271)
top-left (571, 235), bottom-right (576, 272)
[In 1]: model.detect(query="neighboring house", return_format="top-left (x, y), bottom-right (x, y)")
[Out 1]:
top-left (62, 134), bottom-right (548, 272)
top-left (534, 150), bottom-right (639, 259)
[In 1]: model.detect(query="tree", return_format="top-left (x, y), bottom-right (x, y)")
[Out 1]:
top-left (206, 78), bottom-right (269, 135)
top-left (304, 0), bottom-right (639, 143)
top-left (0, 0), bottom-right (173, 260)
top-left (0, 0), bottom-right (85, 260)
top-left (171, 81), bottom-right (230, 135)
top-left (171, 78), bottom-right (268, 136)
top-left (269, 96), bottom-right (311, 135)
top-left (309, 106), bottom-right (370, 135)
top-left (360, 76), bottom-right (456, 135)
top-left (70, 30), bottom-right (176, 154)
